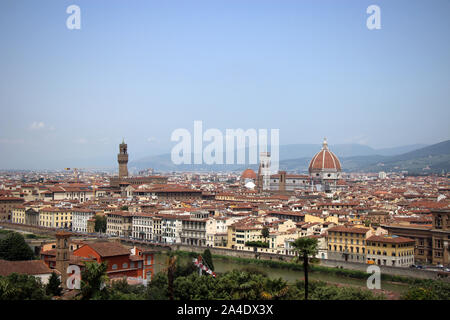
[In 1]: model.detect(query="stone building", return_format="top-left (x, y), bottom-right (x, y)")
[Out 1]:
top-left (0, 196), bottom-right (24, 221)
top-left (256, 138), bottom-right (345, 193)
top-left (382, 209), bottom-right (450, 266)
top-left (109, 140), bottom-right (168, 189)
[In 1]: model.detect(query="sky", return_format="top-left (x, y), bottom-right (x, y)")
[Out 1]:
top-left (0, 0), bottom-right (449, 169)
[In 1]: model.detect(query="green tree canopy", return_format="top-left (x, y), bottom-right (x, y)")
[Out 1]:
top-left (107, 278), bottom-right (147, 300)
top-left (94, 215), bottom-right (107, 233)
top-left (292, 237), bottom-right (319, 300)
top-left (0, 273), bottom-right (49, 300)
top-left (261, 227), bottom-right (270, 242)
top-left (202, 249), bottom-right (214, 272)
top-left (80, 261), bottom-right (109, 300)
top-left (0, 232), bottom-right (35, 261)
top-left (45, 272), bottom-right (62, 297)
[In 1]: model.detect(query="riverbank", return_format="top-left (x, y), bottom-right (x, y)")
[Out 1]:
top-left (171, 250), bottom-right (414, 284)
top-left (153, 251), bottom-right (413, 295)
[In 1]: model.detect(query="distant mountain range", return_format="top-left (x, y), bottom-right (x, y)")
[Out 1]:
top-left (129, 141), bottom-right (450, 174)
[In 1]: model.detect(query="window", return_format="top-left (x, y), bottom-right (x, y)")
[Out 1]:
top-left (122, 263), bottom-right (128, 269)
top-left (112, 264), bottom-right (118, 270)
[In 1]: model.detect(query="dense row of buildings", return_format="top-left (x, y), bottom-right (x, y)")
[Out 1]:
top-left (1, 140), bottom-right (449, 275)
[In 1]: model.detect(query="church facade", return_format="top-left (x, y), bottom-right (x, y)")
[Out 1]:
top-left (256, 138), bottom-right (346, 193)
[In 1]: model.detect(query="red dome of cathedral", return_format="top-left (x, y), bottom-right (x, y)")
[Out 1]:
top-left (241, 168), bottom-right (257, 180)
top-left (308, 138), bottom-right (341, 172)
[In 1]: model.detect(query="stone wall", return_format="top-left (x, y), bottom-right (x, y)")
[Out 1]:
top-left (320, 258), bottom-right (449, 281)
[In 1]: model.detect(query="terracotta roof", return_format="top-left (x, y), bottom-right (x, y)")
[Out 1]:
top-left (367, 235), bottom-right (415, 244)
top-left (241, 169), bottom-right (257, 180)
top-left (308, 139), bottom-right (341, 172)
top-left (327, 226), bottom-right (370, 234)
top-left (79, 242), bottom-right (131, 258)
top-left (0, 259), bottom-right (53, 276)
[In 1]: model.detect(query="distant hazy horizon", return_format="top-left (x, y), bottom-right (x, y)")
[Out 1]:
top-left (0, 139), bottom-right (444, 170)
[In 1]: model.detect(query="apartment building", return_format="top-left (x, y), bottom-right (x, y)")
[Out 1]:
top-left (382, 209), bottom-right (450, 265)
top-left (132, 212), bottom-right (154, 241)
top-left (11, 205), bottom-right (26, 224)
top-left (366, 235), bottom-right (415, 267)
top-left (106, 211), bottom-right (133, 237)
top-left (0, 196), bottom-right (24, 221)
top-left (71, 209), bottom-right (95, 233)
top-left (181, 218), bottom-right (207, 246)
top-left (39, 207), bottom-right (72, 229)
top-left (327, 226), bottom-right (371, 263)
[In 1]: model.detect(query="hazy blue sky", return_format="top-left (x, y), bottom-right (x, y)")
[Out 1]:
top-left (0, 0), bottom-right (449, 169)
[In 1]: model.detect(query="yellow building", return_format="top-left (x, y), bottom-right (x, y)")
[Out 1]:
top-left (327, 226), bottom-right (371, 263)
top-left (39, 207), bottom-right (72, 229)
top-left (227, 220), bottom-right (264, 250)
top-left (305, 214), bottom-right (338, 224)
top-left (11, 205), bottom-right (26, 224)
top-left (304, 214), bottom-right (324, 223)
top-left (366, 235), bottom-right (415, 267)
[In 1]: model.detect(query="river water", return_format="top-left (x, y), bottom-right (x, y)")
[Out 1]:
top-left (153, 252), bottom-right (409, 295)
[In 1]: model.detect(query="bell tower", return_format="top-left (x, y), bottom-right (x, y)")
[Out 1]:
top-left (257, 152), bottom-right (271, 192)
top-left (118, 139), bottom-right (129, 178)
top-left (55, 231), bottom-right (71, 289)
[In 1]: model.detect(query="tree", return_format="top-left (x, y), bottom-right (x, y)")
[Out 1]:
top-left (146, 272), bottom-right (169, 300)
top-left (0, 232), bottom-right (35, 261)
top-left (45, 272), bottom-right (62, 297)
top-left (120, 205), bottom-right (129, 211)
top-left (401, 280), bottom-right (450, 300)
top-left (107, 278), bottom-right (146, 300)
top-left (80, 261), bottom-right (109, 300)
top-left (0, 273), bottom-right (49, 300)
top-left (166, 254), bottom-right (177, 301)
top-left (94, 215), bottom-right (107, 233)
top-left (261, 227), bottom-right (270, 243)
top-left (292, 237), bottom-right (318, 300)
top-left (261, 277), bottom-right (289, 300)
top-left (202, 249), bottom-right (214, 272)
top-left (245, 240), bottom-right (269, 248)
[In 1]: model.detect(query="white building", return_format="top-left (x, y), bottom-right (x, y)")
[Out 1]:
top-left (206, 217), bottom-right (229, 247)
top-left (71, 209), bottom-right (95, 233)
top-left (132, 213), bottom-right (154, 241)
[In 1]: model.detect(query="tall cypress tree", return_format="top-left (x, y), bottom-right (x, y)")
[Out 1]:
top-left (202, 249), bottom-right (214, 272)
